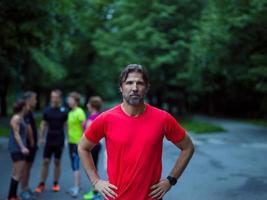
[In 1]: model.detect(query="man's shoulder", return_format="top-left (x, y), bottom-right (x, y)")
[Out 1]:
top-left (147, 104), bottom-right (168, 115)
top-left (97, 104), bottom-right (121, 119)
top-left (76, 107), bottom-right (85, 114)
top-left (43, 106), bottom-right (51, 114)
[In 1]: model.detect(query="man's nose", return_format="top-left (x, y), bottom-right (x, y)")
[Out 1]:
top-left (132, 83), bottom-right (138, 91)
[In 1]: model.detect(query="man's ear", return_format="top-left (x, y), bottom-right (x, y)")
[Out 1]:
top-left (119, 86), bottom-right (122, 93)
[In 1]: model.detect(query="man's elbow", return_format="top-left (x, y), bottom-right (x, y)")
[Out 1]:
top-left (183, 136), bottom-right (195, 157)
top-left (77, 142), bottom-right (84, 155)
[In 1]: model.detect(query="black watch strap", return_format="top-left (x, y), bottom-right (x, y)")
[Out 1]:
top-left (167, 176), bottom-right (177, 186)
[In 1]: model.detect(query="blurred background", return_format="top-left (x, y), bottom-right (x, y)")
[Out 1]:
top-left (1, 0), bottom-right (266, 119)
top-left (1, 1), bottom-right (267, 200)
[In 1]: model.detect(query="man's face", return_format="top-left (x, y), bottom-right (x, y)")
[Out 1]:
top-left (120, 72), bottom-right (147, 106)
top-left (51, 92), bottom-right (61, 107)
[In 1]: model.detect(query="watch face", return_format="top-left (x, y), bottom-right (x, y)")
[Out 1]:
top-left (167, 176), bottom-right (177, 185)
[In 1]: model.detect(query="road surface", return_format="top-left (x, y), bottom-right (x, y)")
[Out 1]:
top-left (0, 116), bottom-right (266, 200)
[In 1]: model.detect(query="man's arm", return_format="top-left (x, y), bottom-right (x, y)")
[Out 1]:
top-left (27, 124), bottom-right (35, 147)
top-left (78, 136), bottom-right (118, 199)
top-left (10, 116), bottom-right (29, 155)
top-left (169, 134), bottom-right (194, 178)
top-left (39, 120), bottom-right (47, 145)
top-left (150, 134), bottom-right (194, 199)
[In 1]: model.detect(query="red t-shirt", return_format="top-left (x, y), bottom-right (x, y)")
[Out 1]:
top-left (84, 104), bottom-right (186, 200)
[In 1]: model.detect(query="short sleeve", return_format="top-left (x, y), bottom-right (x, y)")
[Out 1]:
top-left (163, 112), bottom-right (186, 143)
top-left (84, 114), bottom-right (106, 144)
top-left (78, 109), bottom-right (86, 122)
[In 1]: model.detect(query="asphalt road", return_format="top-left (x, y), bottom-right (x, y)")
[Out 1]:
top-left (0, 116), bottom-right (266, 200)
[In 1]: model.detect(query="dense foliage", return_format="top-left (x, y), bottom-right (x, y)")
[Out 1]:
top-left (0, 0), bottom-right (266, 117)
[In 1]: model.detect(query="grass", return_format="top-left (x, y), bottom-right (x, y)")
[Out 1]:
top-left (0, 123), bottom-right (10, 137)
top-left (1, 114), bottom-right (226, 137)
top-left (179, 118), bottom-right (225, 134)
top-left (239, 119), bottom-right (267, 128)
top-left (0, 114), bottom-right (42, 138)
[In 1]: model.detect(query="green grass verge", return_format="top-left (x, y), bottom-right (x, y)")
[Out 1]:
top-left (0, 114), bottom-right (42, 138)
top-left (240, 119), bottom-right (267, 128)
top-left (1, 115), bottom-right (226, 137)
top-left (0, 123), bottom-right (10, 137)
top-left (179, 118), bottom-right (225, 134)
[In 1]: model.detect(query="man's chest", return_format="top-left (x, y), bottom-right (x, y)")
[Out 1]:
top-left (105, 118), bottom-right (164, 147)
top-left (46, 112), bottom-right (65, 126)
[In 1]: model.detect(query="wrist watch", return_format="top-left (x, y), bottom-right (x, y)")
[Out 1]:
top-left (167, 176), bottom-right (177, 186)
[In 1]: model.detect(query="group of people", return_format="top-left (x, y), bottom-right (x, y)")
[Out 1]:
top-left (7, 64), bottom-right (194, 200)
top-left (7, 89), bottom-right (103, 200)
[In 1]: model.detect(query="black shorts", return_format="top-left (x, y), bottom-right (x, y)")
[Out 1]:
top-left (25, 147), bottom-right (37, 162)
top-left (10, 152), bottom-right (25, 162)
top-left (43, 144), bottom-right (64, 160)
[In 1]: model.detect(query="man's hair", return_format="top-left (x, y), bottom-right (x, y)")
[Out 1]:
top-left (13, 99), bottom-right (26, 114)
top-left (119, 64), bottom-right (150, 88)
top-left (51, 89), bottom-right (62, 97)
top-left (23, 91), bottom-right (36, 100)
top-left (69, 91), bottom-right (81, 104)
top-left (89, 96), bottom-right (103, 111)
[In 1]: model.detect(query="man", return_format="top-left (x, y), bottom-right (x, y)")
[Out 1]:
top-left (78, 64), bottom-right (194, 200)
top-left (20, 91), bottom-right (38, 200)
top-left (67, 92), bottom-right (86, 197)
top-left (35, 89), bottom-right (68, 193)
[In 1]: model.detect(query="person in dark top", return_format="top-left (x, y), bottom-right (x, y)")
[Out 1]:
top-left (20, 91), bottom-right (38, 200)
top-left (35, 89), bottom-right (68, 193)
top-left (7, 99), bottom-right (29, 200)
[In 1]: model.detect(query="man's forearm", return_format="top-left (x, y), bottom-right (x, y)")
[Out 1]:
top-left (169, 147), bottom-right (194, 179)
top-left (78, 146), bottom-right (100, 185)
top-left (39, 121), bottom-right (47, 141)
top-left (27, 125), bottom-right (35, 147)
top-left (14, 131), bottom-right (26, 150)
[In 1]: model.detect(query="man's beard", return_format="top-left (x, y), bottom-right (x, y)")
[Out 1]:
top-left (124, 94), bottom-right (144, 105)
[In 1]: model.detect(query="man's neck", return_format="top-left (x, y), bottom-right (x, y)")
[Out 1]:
top-left (121, 101), bottom-right (146, 117)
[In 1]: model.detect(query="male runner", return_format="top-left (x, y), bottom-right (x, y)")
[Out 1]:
top-left (78, 64), bottom-right (194, 200)
top-left (35, 89), bottom-right (68, 193)
top-left (20, 91), bottom-right (38, 200)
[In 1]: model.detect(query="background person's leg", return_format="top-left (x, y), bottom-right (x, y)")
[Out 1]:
top-left (8, 159), bottom-right (24, 199)
top-left (54, 158), bottom-right (61, 183)
top-left (52, 145), bottom-right (63, 192)
top-left (40, 158), bottom-right (50, 183)
top-left (35, 144), bottom-right (52, 193)
top-left (21, 161), bottom-right (33, 191)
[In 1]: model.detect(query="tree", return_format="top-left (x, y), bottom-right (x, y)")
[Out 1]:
top-left (187, 0), bottom-right (267, 117)
top-left (91, 0), bottom-right (204, 112)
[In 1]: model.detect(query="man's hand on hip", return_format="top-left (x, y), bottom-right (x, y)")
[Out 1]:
top-left (94, 179), bottom-right (118, 199)
top-left (149, 179), bottom-right (171, 199)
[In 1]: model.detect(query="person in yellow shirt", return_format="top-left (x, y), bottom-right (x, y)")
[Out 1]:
top-left (67, 92), bottom-right (86, 198)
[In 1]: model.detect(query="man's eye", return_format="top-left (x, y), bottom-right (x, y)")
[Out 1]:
top-left (126, 81), bottom-right (133, 85)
